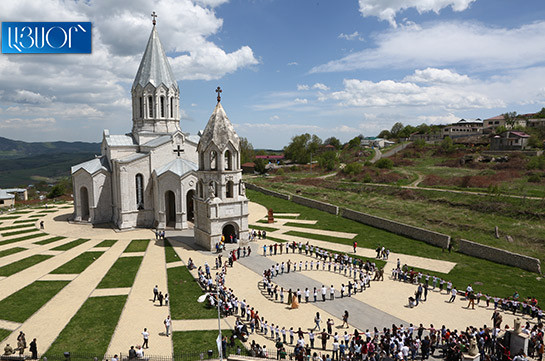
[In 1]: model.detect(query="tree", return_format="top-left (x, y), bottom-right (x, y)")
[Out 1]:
top-left (502, 111), bottom-right (518, 128)
top-left (375, 158), bottom-right (394, 169)
top-left (440, 136), bottom-right (455, 153)
top-left (283, 133), bottom-right (322, 164)
top-left (324, 137), bottom-right (342, 150)
top-left (254, 158), bottom-right (267, 174)
top-left (399, 125), bottom-right (416, 138)
top-left (390, 122), bottom-right (404, 138)
top-left (239, 137), bottom-right (255, 164)
top-left (378, 130), bottom-right (391, 139)
top-left (47, 183), bottom-right (66, 199)
top-left (535, 107), bottom-right (545, 118)
top-left (317, 151), bottom-right (337, 171)
top-left (347, 136), bottom-right (361, 149)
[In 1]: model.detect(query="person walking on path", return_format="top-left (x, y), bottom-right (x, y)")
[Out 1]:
top-left (153, 285), bottom-right (158, 302)
top-left (29, 339), bottom-right (37, 360)
top-left (341, 311), bottom-right (349, 328)
top-left (449, 287), bottom-right (457, 303)
top-left (353, 241), bottom-right (357, 253)
top-left (313, 312), bottom-right (322, 331)
top-left (164, 315), bottom-right (171, 337)
top-left (158, 291), bottom-right (164, 306)
top-left (142, 328), bottom-right (149, 349)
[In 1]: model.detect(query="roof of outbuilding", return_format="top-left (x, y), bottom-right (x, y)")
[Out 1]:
top-left (0, 189), bottom-right (15, 200)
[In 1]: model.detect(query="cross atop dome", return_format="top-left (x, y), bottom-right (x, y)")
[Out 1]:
top-left (151, 11), bottom-right (157, 26)
top-left (216, 86), bottom-right (222, 103)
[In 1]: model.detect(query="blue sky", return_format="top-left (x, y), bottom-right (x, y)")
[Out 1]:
top-left (1, 0), bottom-right (545, 149)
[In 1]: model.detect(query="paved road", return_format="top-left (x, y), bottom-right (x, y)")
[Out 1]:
top-left (237, 253), bottom-right (407, 332)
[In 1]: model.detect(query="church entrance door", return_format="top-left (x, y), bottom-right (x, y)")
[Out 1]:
top-left (222, 224), bottom-right (237, 243)
top-left (165, 191), bottom-right (176, 227)
top-left (186, 190), bottom-right (195, 222)
top-left (80, 187), bottom-right (90, 221)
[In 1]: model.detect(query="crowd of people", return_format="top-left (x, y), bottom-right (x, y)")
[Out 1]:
top-left (2, 331), bottom-right (38, 359)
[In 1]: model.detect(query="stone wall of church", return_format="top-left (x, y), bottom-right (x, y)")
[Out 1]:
top-left (458, 239), bottom-right (541, 274)
top-left (92, 172), bottom-right (112, 223)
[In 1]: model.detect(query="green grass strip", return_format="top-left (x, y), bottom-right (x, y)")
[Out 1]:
top-left (11, 211), bottom-right (33, 214)
top-left (249, 224), bottom-right (278, 232)
top-left (0, 281), bottom-right (69, 322)
top-left (45, 295), bottom-right (127, 357)
top-left (50, 252), bottom-right (103, 274)
top-left (51, 238), bottom-right (90, 251)
top-left (1, 228), bottom-right (38, 237)
top-left (0, 329), bottom-right (11, 342)
top-left (96, 239), bottom-right (117, 247)
top-left (164, 239), bottom-right (180, 263)
top-left (0, 216), bottom-right (20, 220)
top-left (0, 247), bottom-right (26, 258)
top-left (172, 330), bottom-right (245, 357)
top-left (97, 256), bottom-right (143, 288)
top-left (124, 239), bottom-right (150, 252)
top-left (13, 219), bottom-right (38, 224)
top-left (167, 266), bottom-right (217, 319)
top-left (0, 232), bottom-right (46, 246)
top-left (28, 214), bottom-right (42, 218)
top-left (0, 224), bottom-right (35, 231)
top-left (284, 230), bottom-right (354, 243)
top-left (37, 210), bottom-right (57, 213)
top-left (34, 236), bottom-right (66, 245)
top-left (0, 255), bottom-right (52, 277)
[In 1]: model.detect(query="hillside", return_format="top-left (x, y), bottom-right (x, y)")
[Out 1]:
top-left (0, 136), bottom-right (99, 159)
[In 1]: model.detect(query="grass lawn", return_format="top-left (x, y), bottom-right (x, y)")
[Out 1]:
top-left (34, 236), bottom-right (66, 245)
top-left (0, 255), bottom-right (52, 277)
top-left (45, 295), bottom-right (127, 357)
top-left (0, 329), bottom-right (11, 342)
top-left (0, 247), bottom-right (26, 258)
top-left (0, 216), bottom-right (20, 220)
top-left (28, 214), bottom-right (42, 218)
top-left (0, 232), bottom-right (46, 246)
top-left (11, 210), bottom-right (33, 214)
top-left (37, 210), bottom-right (58, 213)
top-left (164, 239), bottom-right (181, 263)
top-left (51, 238), bottom-right (90, 251)
top-left (96, 239), bottom-right (117, 247)
top-left (246, 189), bottom-right (545, 301)
top-left (172, 330), bottom-right (245, 357)
top-left (284, 230), bottom-right (355, 244)
top-left (0, 281), bottom-right (69, 322)
top-left (0, 224), bottom-right (35, 231)
top-left (249, 225), bottom-right (279, 232)
top-left (96, 256), bottom-right (143, 288)
top-left (124, 239), bottom-right (150, 252)
top-left (50, 252), bottom-right (103, 274)
top-left (167, 266), bottom-right (217, 319)
top-left (13, 219), bottom-right (38, 224)
top-left (1, 228), bottom-right (38, 237)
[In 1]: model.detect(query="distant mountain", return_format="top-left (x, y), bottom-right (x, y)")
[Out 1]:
top-left (0, 136), bottom-right (100, 159)
top-left (0, 136), bottom-right (101, 188)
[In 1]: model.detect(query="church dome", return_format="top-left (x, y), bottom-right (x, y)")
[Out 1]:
top-left (198, 102), bottom-right (239, 151)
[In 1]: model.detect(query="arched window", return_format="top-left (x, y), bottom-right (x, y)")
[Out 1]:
top-left (210, 151), bottom-right (217, 170)
top-left (160, 96), bottom-right (165, 118)
top-left (148, 96), bottom-right (153, 118)
top-left (224, 150), bottom-right (232, 170)
top-left (136, 174), bottom-right (144, 209)
top-left (226, 181), bottom-right (234, 198)
top-left (170, 97), bottom-right (174, 118)
top-left (139, 97), bottom-right (143, 118)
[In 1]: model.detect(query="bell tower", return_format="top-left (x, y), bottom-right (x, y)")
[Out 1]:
top-left (131, 12), bottom-right (181, 144)
top-left (193, 87), bottom-right (249, 250)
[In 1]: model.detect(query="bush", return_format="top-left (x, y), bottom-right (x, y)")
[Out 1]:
top-left (527, 156), bottom-right (545, 170)
top-left (375, 158), bottom-right (394, 169)
top-left (362, 174), bottom-right (372, 183)
top-left (343, 162), bottom-right (362, 175)
top-left (528, 174), bottom-right (541, 183)
top-left (47, 184), bottom-right (66, 199)
top-left (275, 168), bottom-right (284, 176)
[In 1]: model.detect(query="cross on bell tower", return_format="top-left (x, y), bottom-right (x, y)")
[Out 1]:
top-left (151, 11), bottom-right (157, 26)
top-left (216, 86), bottom-right (222, 103)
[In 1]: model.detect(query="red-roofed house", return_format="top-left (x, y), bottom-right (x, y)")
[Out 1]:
top-left (490, 131), bottom-right (530, 151)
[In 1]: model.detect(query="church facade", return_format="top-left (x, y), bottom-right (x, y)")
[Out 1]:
top-left (71, 21), bottom-right (248, 249)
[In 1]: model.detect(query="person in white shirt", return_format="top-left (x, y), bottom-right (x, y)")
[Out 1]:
top-left (164, 315), bottom-right (171, 336)
top-left (141, 328), bottom-right (149, 349)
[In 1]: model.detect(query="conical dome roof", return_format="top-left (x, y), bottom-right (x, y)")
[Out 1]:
top-left (199, 102), bottom-right (239, 151)
top-left (132, 25), bottom-right (178, 90)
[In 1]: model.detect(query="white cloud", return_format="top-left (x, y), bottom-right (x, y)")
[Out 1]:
top-left (358, 0), bottom-right (476, 27)
top-left (416, 113), bottom-right (460, 125)
top-left (294, 98), bottom-right (308, 104)
top-left (269, 115), bottom-right (280, 121)
top-left (192, 0), bottom-right (229, 7)
top-left (0, 117), bottom-right (56, 128)
top-left (7, 90), bottom-right (56, 104)
top-left (297, 84), bottom-right (310, 91)
top-left (312, 83), bottom-right (330, 91)
top-left (311, 21), bottom-right (545, 73)
top-left (237, 122), bottom-right (322, 132)
top-left (287, 62), bottom-right (298, 66)
top-left (338, 31), bottom-right (364, 41)
top-left (403, 68), bottom-right (471, 84)
top-left (325, 78), bottom-right (503, 109)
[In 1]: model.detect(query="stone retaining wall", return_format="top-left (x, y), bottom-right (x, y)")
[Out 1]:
top-left (458, 239), bottom-right (541, 274)
top-left (245, 183), bottom-right (291, 200)
top-left (291, 195), bottom-right (338, 215)
top-left (340, 208), bottom-right (451, 249)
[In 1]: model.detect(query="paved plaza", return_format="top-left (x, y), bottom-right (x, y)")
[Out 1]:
top-left (0, 202), bottom-right (532, 358)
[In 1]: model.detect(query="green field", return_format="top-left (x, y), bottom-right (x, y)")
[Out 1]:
top-left (0, 247), bottom-right (26, 258)
top-left (164, 239), bottom-right (181, 263)
top-left (0, 255), bottom-right (52, 276)
top-left (167, 266), bottom-right (217, 319)
top-left (0, 232), bottom-right (46, 246)
top-left (52, 238), bottom-right (90, 251)
top-left (96, 256), bottom-right (143, 288)
top-left (172, 330), bottom-right (245, 357)
top-left (50, 252), bottom-right (103, 274)
top-left (124, 239), bottom-right (150, 252)
top-left (34, 236), bottom-right (66, 245)
top-left (96, 239), bottom-right (117, 247)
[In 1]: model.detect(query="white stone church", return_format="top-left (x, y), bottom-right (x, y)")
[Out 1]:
top-left (71, 20), bottom-right (248, 250)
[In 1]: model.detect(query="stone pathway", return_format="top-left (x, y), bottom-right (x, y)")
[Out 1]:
top-left (106, 240), bottom-right (172, 357)
top-left (90, 287), bottom-right (132, 297)
top-left (0, 320), bottom-right (22, 331)
top-left (0, 237), bottom-right (76, 268)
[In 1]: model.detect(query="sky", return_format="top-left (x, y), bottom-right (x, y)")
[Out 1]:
top-left (1, 0), bottom-right (545, 149)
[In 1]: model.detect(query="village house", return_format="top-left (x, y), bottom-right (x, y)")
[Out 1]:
top-left (490, 131), bottom-right (530, 151)
top-left (442, 119), bottom-right (483, 138)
